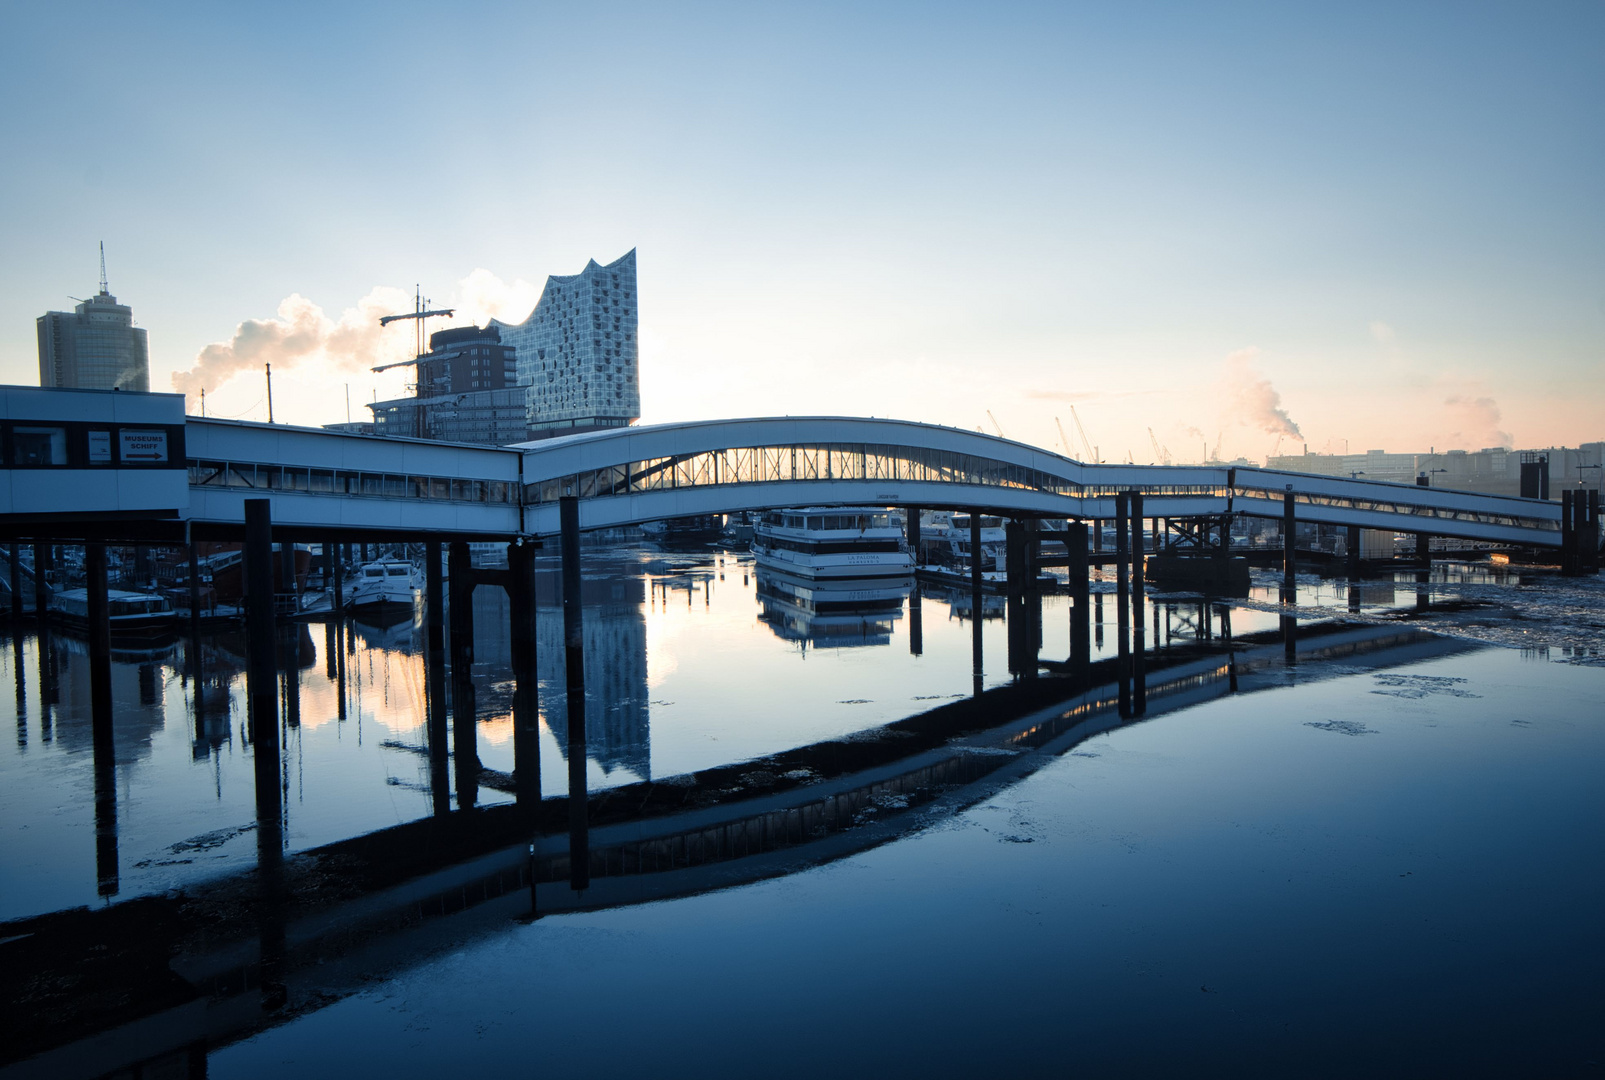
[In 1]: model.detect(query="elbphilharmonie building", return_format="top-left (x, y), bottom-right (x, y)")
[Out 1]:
top-left (491, 249), bottom-right (640, 440)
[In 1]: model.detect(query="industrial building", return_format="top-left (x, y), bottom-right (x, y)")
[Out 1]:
top-left (1268, 444), bottom-right (1604, 499)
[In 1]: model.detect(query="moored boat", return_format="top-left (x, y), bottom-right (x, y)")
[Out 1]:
top-left (49, 588), bottom-right (178, 635)
top-left (751, 507), bottom-right (914, 582)
top-left (346, 561), bottom-right (421, 612)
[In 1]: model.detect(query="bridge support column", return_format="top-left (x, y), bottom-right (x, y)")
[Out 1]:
top-left (970, 513), bottom-right (984, 698)
top-left (1346, 525), bottom-right (1361, 580)
top-left (1004, 520), bottom-right (1025, 600)
top-left (448, 542), bottom-right (478, 810)
top-left (425, 540), bottom-right (445, 658)
top-left (243, 500), bottom-right (281, 828)
top-left (1130, 492), bottom-right (1146, 716)
top-left (33, 543), bottom-right (49, 625)
top-left (1115, 492), bottom-right (1131, 719)
top-left (328, 537), bottom-right (343, 611)
top-left (907, 507), bottom-right (922, 567)
top-left (1559, 491), bottom-right (1579, 576)
top-left (1588, 491), bottom-right (1601, 573)
top-left (8, 543), bottom-right (19, 621)
top-left (85, 542), bottom-right (117, 897)
top-left (507, 540), bottom-right (540, 812)
top-left (560, 496), bottom-right (589, 891)
top-left (1069, 522), bottom-right (1090, 670)
top-left (1282, 489), bottom-right (1297, 598)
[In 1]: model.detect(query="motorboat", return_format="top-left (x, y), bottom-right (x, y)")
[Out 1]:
top-left (48, 588), bottom-right (178, 635)
top-left (751, 507), bottom-right (914, 582)
top-left (346, 560), bottom-right (421, 612)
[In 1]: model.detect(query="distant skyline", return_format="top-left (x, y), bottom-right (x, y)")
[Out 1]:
top-left (1, 2), bottom-right (1599, 461)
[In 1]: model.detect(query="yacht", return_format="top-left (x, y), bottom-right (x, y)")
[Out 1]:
top-left (916, 510), bottom-right (1007, 574)
top-left (49, 588), bottom-right (178, 635)
top-left (346, 560), bottom-right (421, 612)
top-left (751, 507), bottom-right (914, 581)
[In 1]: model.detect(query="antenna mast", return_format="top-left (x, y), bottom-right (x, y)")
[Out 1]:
top-left (266, 363), bottom-right (274, 424)
top-left (98, 242), bottom-right (108, 296)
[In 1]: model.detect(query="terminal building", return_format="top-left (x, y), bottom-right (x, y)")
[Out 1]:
top-left (1268, 444), bottom-right (1605, 498)
top-left (36, 256), bottom-right (149, 393)
top-left (363, 250), bottom-right (641, 447)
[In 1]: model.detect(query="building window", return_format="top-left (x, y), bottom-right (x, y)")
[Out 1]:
top-left (13, 426), bottom-right (66, 466)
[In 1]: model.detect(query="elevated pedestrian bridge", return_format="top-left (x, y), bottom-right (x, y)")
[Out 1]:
top-left (0, 388), bottom-right (1565, 548)
top-left (518, 417), bottom-right (1562, 547)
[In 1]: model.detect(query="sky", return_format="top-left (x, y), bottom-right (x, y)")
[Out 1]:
top-left (1, 1), bottom-right (1600, 463)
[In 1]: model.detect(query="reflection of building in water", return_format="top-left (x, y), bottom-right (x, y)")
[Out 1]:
top-left (536, 565), bottom-right (649, 780)
top-left (43, 633), bottom-right (174, 764)
top-left (755, 568), bottom-right (910, 650)
top-left (929, 585), bottom-right (1007, 622)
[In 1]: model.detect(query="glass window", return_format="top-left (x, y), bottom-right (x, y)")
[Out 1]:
top-left (430, 478), bottom-right (450, 500)
top-left (283, 468), bottom-right (309, 491)
top-left (488, 481), bottom-right (509, 504)
top-left (361, 473), bottom-right (384, 496)
top-left (384, 474), bottom-right (408, 498)
top-left (226, 463), bottom-right (256, 488)
top-left (12, 426), bottom-right (66, 466)
top-left (309, 469), bottom-right (334, 493)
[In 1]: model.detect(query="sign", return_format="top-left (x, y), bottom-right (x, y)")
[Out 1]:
top-left (88, 431), bottom-right (112, 463)
top-left (119, 428), bottom-right (168, 463)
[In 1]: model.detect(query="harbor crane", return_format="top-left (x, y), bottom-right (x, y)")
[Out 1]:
top-left (986, 410), bottom-right (1005, 438)
top-left (1067, 406), bottom-right (1099, 463)
top-left (1148, 427), bottom-right (1172, 466)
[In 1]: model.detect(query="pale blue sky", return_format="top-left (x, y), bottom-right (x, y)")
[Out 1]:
top-left (2, 1), bottom-right (1599, 459)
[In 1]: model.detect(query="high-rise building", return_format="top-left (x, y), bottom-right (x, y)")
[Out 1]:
top-left (367, 324), bottom-right (529, 444)
top-left (37, 255), bottom-right (149, 392)
top-left (491, 249), bottom-right (639, 440)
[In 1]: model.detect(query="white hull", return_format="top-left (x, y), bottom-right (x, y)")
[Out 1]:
top-left (346, 562), bottom-right (421, 610)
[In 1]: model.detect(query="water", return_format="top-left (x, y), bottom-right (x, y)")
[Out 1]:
top-left (2, 543), bottom-right (1601, 1075)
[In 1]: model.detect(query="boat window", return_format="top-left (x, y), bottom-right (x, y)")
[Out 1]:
top-left (12, 427), bottom-right (66, 466)
top-left (807, 517), bottom-right (823, 530)
top-left (364, 568), bottom-right (384, 578)
top-left (386, 566), bottom-right (411, 577)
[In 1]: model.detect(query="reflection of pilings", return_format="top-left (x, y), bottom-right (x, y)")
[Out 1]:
top-left (908, 586), bottom-right (923, 657)
top-left (1094, 591), bottom-right (1104, 650)
top-left (8, 542), bottom-right (19, 621)
top-left (560, 497), bottom-right (589, 890)
top-left (244, 500), bottom-right (281, 827)
top-left (508, 541), bottom-right (540, 811)
top-left (1115, 492), bottom-right (1131, 718)
top-left (12, 632), bottom-right (24, 749)
top-left (971, 513), bottom-right (984, 698)
top-left (425, 540), bottom-right (445, 659)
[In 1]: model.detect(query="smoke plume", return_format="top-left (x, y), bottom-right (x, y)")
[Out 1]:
top-left (1222, 348), bottom-right (1301, 439)
top-left (171, 286), bottom-right (414, 403)
top-left (170, 269), bottom-right (545, 405)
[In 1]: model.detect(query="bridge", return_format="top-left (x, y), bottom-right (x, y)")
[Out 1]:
top-left (0, 388), bottom-right (1574, 549)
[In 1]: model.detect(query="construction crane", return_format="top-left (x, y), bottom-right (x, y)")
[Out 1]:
top-left (1148, 427), bottom-right (1172, 466)
top-left (1067, 406), bottom-right (1098, 462)
top-left (985, 410), bottom-right (1005, 438)
top-left (1055, 417), bottom-right (1073, 458)
top-left (376, 286), bottom-right (456, 368)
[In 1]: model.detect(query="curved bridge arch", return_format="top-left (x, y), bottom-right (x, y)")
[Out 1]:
top-left (517, 416), bottom-right (1562, 547)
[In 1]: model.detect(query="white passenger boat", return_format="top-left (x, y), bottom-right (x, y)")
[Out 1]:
top-left (751, 507), bottom-right (914, 582)
top-left (346, 561), bottom-right (421, 612)
top-left (49, 588), bottom-right (178, 635)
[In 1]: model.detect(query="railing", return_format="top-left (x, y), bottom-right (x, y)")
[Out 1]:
top-left (187, 459), bottom-right (518, 506)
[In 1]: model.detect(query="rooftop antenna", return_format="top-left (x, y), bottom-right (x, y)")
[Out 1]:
top-left (98, 242), bottom-right (109, 296)
top-left (266, 363), bottom-right (274, 424)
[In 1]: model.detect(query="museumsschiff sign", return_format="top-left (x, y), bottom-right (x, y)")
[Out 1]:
top-left (118, 429), bottom-right (168, 463)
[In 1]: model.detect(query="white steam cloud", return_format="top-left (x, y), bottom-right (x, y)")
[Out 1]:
top-left (1442, 395), bottom-right (1512, 450)
top-left (171, 270), bottom-right (544, 404)
top-left (1221, 348), bottom-right (1302, 440)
